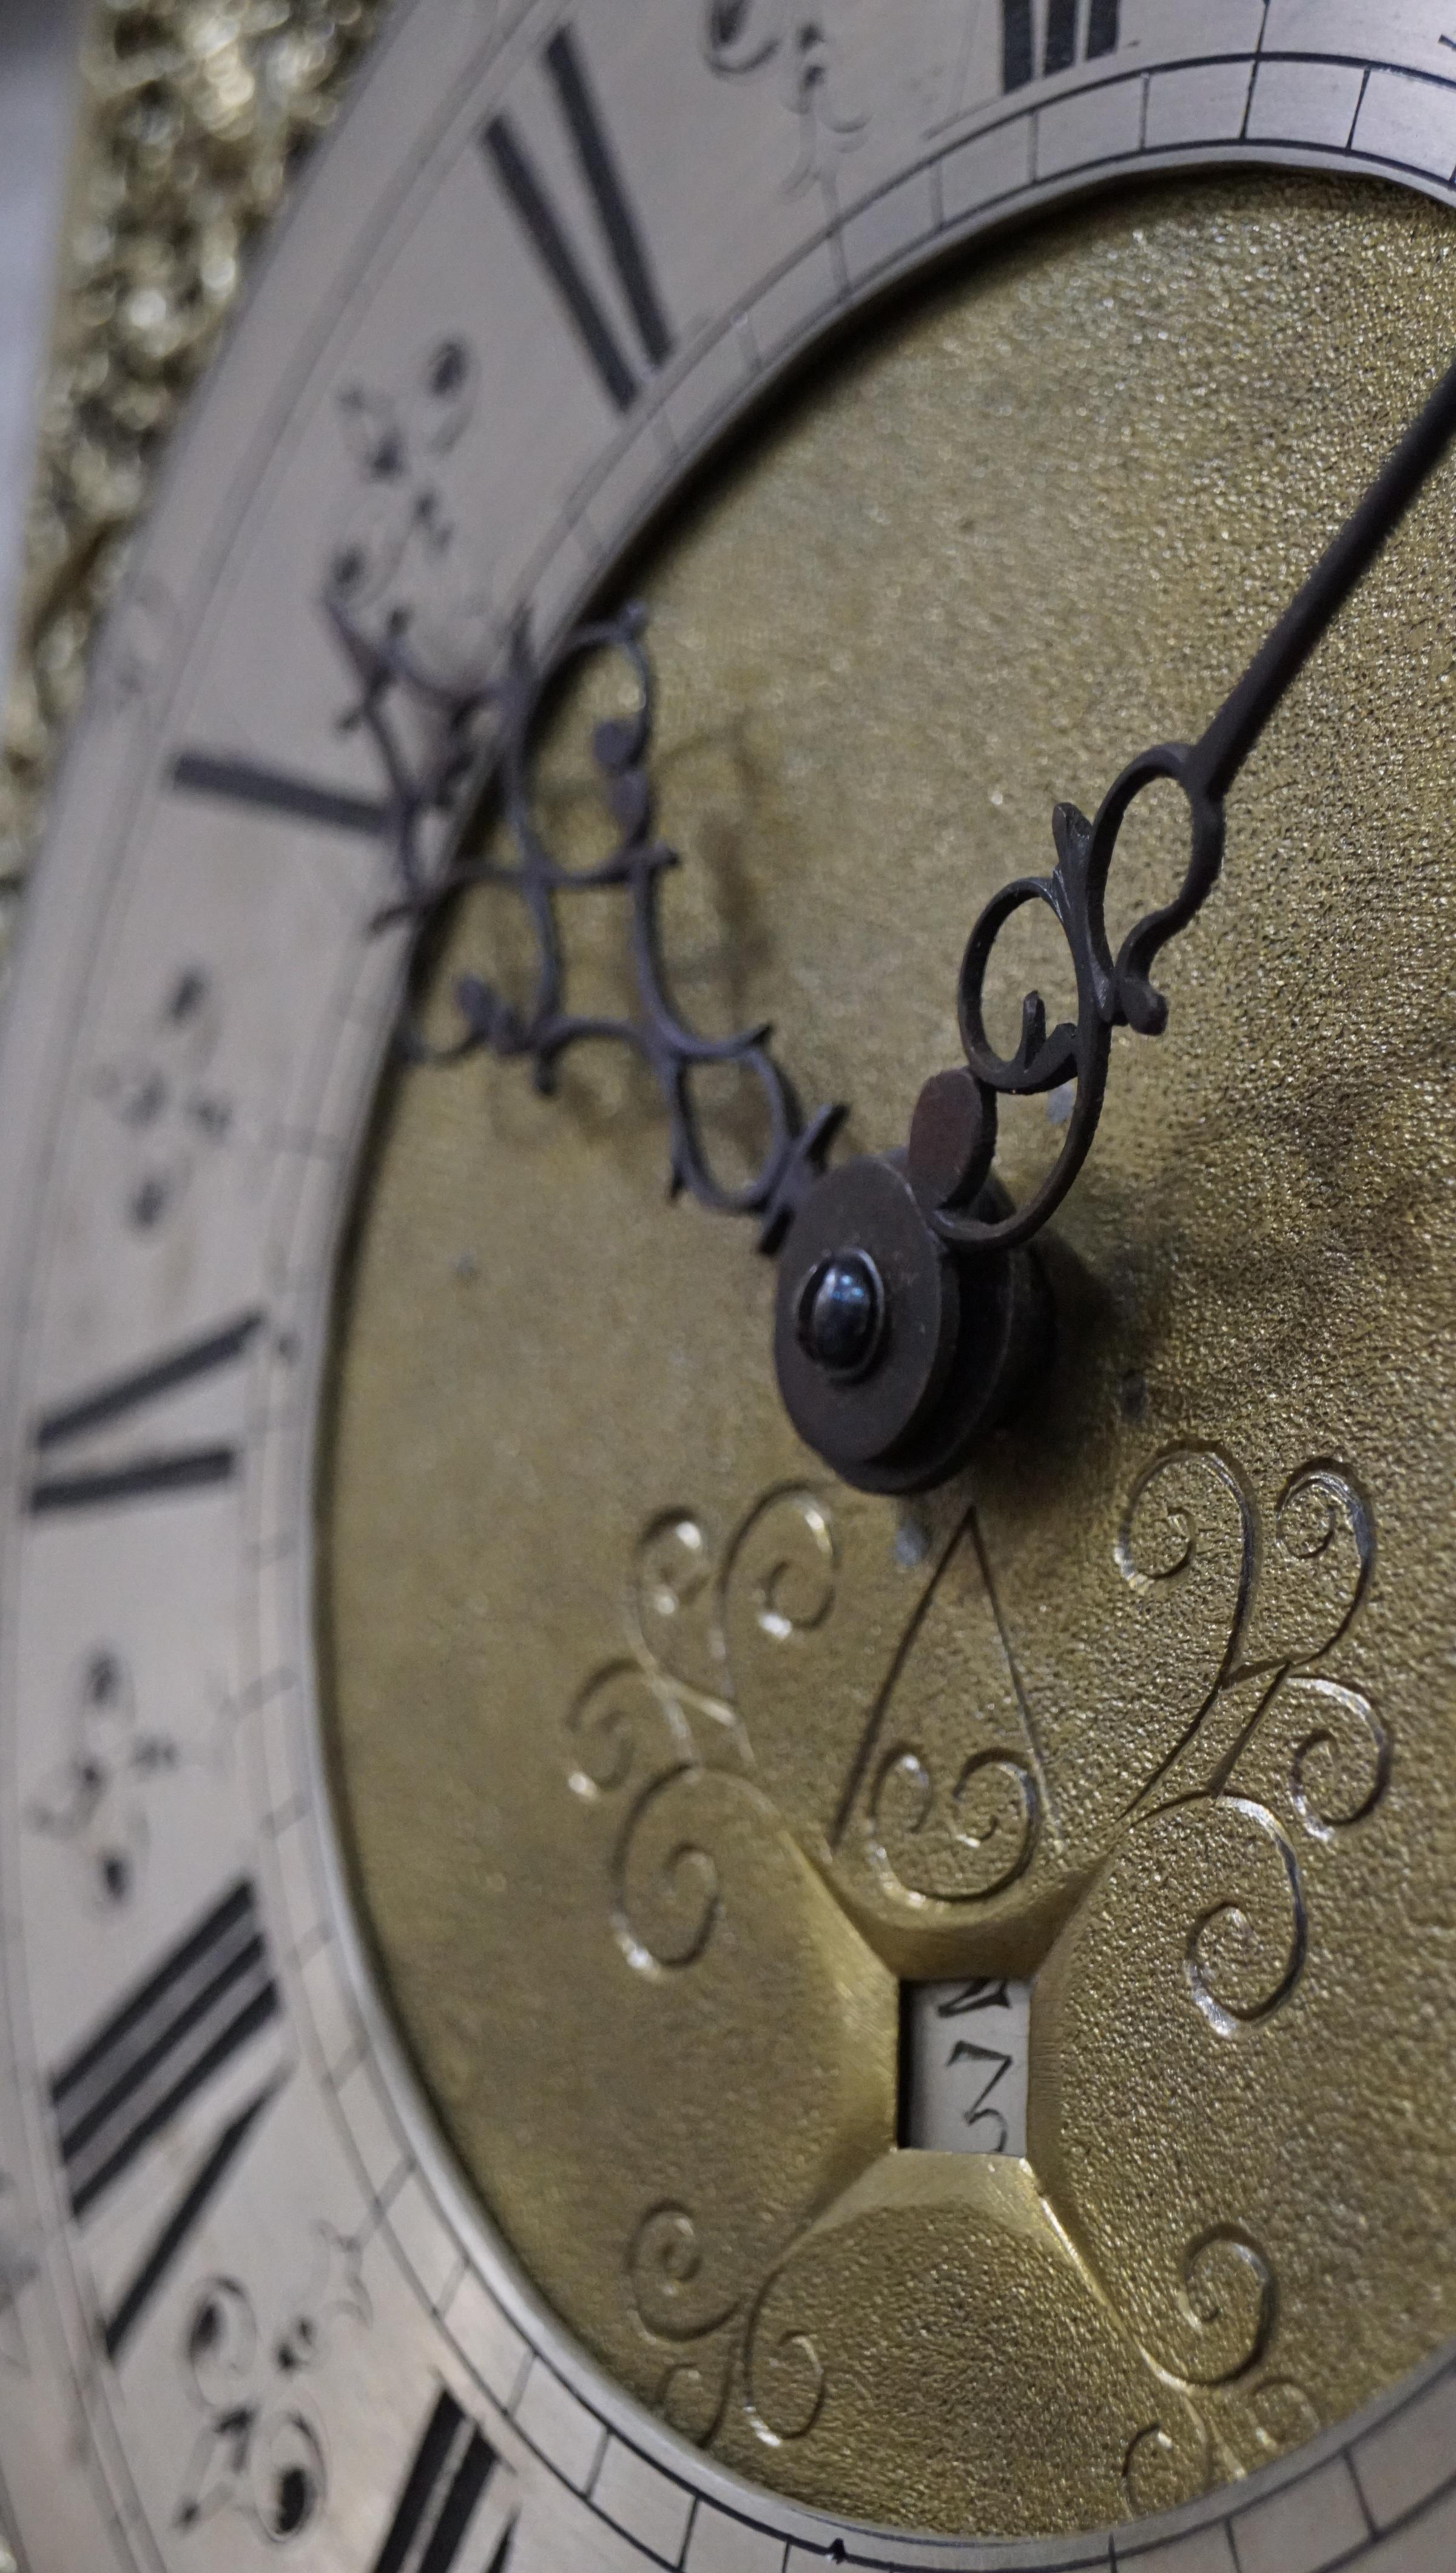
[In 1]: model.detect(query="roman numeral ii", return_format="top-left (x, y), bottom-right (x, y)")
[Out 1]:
top-left (27, 1307), bottom-right (264, 1513)
top-left (482, 25), bottom-right (673, 414)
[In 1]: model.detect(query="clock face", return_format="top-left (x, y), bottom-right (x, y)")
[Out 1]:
top-left (8, 5), bottom-right (1456, 2569)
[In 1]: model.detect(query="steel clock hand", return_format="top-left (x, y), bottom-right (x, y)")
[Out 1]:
top-left (775, 345), bottom-right (1456, 1493)
top-left (335, 348), bottom-right (1456, 1499)
top-left (898, 339), bottom-right (1456, 1260)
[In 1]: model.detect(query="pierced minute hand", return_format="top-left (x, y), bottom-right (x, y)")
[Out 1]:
top-left (907, 345), bottom-right (1456, 1254)
top-left (776, 350), bottom-right (1456, 1495)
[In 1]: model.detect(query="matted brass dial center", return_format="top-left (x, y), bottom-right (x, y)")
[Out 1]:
top-left (328, 174), bottom-right (1456, 2539)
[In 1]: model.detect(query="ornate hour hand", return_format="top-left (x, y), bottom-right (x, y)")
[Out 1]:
top-left (338, 350), bottom-right (1456, 1501)
top-left (777, 347), bottom-right (1456, 1492)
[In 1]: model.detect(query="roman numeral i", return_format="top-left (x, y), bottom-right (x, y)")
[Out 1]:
top-left (482, 25), bottom-right (673, 416)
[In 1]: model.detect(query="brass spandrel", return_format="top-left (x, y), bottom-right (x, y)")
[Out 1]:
top-left (325, 175), bottom-right (1456, 2535)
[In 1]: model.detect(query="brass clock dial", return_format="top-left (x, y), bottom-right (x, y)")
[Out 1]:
top-left (5, 7), bottom-right (1456, 2572)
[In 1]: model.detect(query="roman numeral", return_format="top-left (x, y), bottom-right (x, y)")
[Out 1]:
top-left (103, 2084), bottom-right (277, 2360)
top-left (482, 25), bottom-right (672, 416)
top-left (170, 750), bottom-right (387, 839)
top-left (371, 2387), bottom-right (509, 2573)
top-left (48, 1878), bottom-right (284, 2359)
top-left (1088, 0), bottom-right (1120, 57)
top-left (27, 1307), bottom-right (264, 1513)
top-left (50, 1879), bottom-right (280, 2219)
top-left (1002, 0), bottom-right (1119, 91)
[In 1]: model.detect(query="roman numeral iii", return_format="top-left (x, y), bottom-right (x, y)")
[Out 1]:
top-left (48, 1876), bottom-right (284, 2359)
top-left (1002, 0), bottom-right (1119, 92)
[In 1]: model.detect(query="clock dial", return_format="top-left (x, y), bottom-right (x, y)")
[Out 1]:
top-left (326, 168), bottom-right (1456, 2538)
top-left (7, 7), bottom-right (1456, 2571)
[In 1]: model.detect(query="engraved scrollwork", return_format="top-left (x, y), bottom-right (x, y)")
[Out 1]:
top-left (627, 2206), bottom-right (741, 2446)
top-left (1282, 1677), bottom-right (1389, 1844)
top-left (1183, 1796), bottom-right (1307, 2040)
top-left (339, 598), bottom-right (843, 1253)
top-left (1164, 2229), bottom-right (1276, 2389)
top-left (630, 1512), bottom-right (732, 1708)
top-left (1119, 1446), bottom-right (1386, 1894)
top-left (869, 1743), bottom-right (1037, 1905)
top-left (1241, 2372), bottom-right (1323, 2461)
top-left (565, 1660), bottom-right (690, 1803)
top-left (627, 2204), bottom-right (827, 2450)
top-left (658, 2343), bottom-right (738, 2447)
top-left (1116, 1443), bottom-right (1255, 1655)
top-left (629, 2205), bottom-right (740, 2343)
top-left (1267, 1460), bottom-right (1373, 1666)
top-left (573, 1498), bottom-right (817, 1977)
top-left (742, 2274), bottom-right (826, 2446)
top-left (613, 1767), bottom-right (724, 1975)
top-left (718, 1485), bottom-right (838, 1648)
top-left (1120, 2409), bottom-right (1213, 2518)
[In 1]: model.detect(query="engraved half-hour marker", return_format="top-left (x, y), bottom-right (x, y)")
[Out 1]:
top-left (482, 24), bottom-right (673, 415)
top-left (28, 1307), bottom-right (265, 1513)
top-left (371, 2387), bottom-right (504, 2573)
top-left (49, 1876), bottom-right (281, 2221)
top-left (170, 749), bottom-right (387, 837)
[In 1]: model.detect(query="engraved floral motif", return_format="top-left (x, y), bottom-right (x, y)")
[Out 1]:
top-left (175, 2226), bottom-right (369, 2547)
top-left (23, 1646), bottom-right (234, 1913)
top-left (92, 965), bottom-right (235, 1236)
top-left (329, 336), bottom-right (489, 669)
top-left (702, 2), bottom-right (870, 192)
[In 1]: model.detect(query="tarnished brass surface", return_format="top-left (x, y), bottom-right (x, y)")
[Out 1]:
top-left (325, 177), bottom-right (1456, 2536)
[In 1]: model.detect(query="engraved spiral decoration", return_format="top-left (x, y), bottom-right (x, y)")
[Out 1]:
top-left (1165, 2228), bottom-right (1276, 2389)
top-left (1120, 2410), bottom-right (1212, 2518)
top-left (869, 1743), bottom-right (1037, 1905)
top-left (613, 1768), bottom-right (724, 1973)
top-left (720, 1487), bottom-right (838, 1648)
top-left (1182, 1796), bottom-right (1307, 2040)
top-left (743, 2276), bottom-right (826, 2447)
